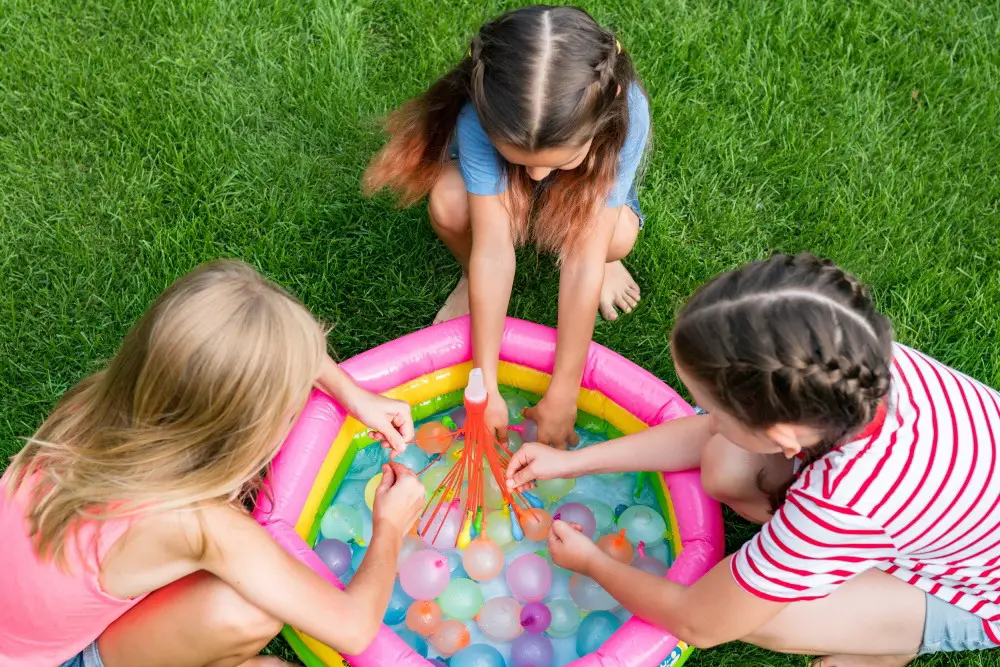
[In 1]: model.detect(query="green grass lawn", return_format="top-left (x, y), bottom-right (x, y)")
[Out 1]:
top-left (2, 0), bottom-right (999, 664)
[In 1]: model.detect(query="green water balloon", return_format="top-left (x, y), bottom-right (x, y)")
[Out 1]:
top-left (535, 478), bottom-right (575, 503)
top-left (617, 505), bottom-right (667, 545)
top-left (438, 578), bottom-right (484, 620)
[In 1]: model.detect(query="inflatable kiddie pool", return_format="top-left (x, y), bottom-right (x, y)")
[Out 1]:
top-left (254, 316), bottom-right (723, 667)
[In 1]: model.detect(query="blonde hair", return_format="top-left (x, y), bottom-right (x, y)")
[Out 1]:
top-left (5, 259), bottom-right (326, 564)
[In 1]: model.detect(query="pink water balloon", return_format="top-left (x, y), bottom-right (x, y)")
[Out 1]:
top-left (419, 501), bottom-right (463, 549)
top-left (519, 601), bottom-right (552, 634)
top-left (506, 554), bottom-right (552, 603)
top-left (399, 549), bottom-right (450, 600)
top-left (462, 538), bottom-right (505, 582)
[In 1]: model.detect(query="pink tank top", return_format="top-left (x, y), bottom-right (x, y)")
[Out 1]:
top-left (0, 471), bottom-right (145, 667)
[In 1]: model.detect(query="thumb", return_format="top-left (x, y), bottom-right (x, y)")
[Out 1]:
top-left (505, 450), bottom-right (535, 488)
top-left (522, 406), bottom-right (538, 424)
top-left (375, 417), bottom-right (406, 453)
top-left (377, 464), bottom-right (396, 494)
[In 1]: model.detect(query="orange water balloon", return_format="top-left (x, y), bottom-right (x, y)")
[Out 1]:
top-left (406, 600), bottom-right (444, 636)
top-left (416, 421), bottom-right (453, 454)
top-left (597, 529), bottom-right (634, 564)
top-left (519, 508), bottom-right (552, 542)
top-left (430, 619), bottom-right (471, 656)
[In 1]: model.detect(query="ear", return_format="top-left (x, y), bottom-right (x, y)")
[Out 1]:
top-left (616, 84), bottom-right (622, 97)
top-left (765, 423), bottom-right (805, 459)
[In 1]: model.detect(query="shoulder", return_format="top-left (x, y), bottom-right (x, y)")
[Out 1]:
top-left (457, 103), bottom-right (491, 146)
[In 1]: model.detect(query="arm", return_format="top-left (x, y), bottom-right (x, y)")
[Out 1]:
top-left (468, 193), bottom-right (517, 434)
top-left (589, 553), bottom-right (786, 647)
top-left (506, 414), bottom-right (712, 490)
top-left (315, 353), bottom-right (414, 453)
top-left (534, 209), bottom-right (620, 448)
top-left (549, 521), bottom-right (785, 648)
top-left (200, 506), bottom-right (400, 655)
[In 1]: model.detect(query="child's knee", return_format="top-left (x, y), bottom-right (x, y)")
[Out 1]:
top-left (203, 578), bottom-right (283, 645)
top-left (428, 167), bottom-right (469, 233)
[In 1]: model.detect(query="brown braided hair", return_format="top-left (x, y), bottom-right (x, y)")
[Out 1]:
top-left (671, 253), bottom-right (894, 511)
top-left (364, 5), bottom-right (646, 257)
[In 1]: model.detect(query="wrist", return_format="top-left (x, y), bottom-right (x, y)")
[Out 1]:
top-left (544, 376), bottom-right (580, 407)
top-left (583, 550), bottom-right (615, 579)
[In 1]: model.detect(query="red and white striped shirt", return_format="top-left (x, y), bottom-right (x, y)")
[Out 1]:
top-left (732, 344), bottom-right (1000, 642)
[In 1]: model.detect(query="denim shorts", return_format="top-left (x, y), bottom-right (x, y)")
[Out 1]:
top-left (622, 185), bottom-right (645, 230)
top-left (58, 642), bottom-right (104, 667)
top-left (920, 592), bottom-right (1000, 654)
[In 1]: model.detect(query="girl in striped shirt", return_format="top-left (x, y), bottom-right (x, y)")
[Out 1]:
top-left (507, 253), bottom-right (1000, 666)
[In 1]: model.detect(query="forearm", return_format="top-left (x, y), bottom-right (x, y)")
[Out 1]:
top-left (566, 414), bottom-right (712, 476)
top-left (316, 354), bottom-right (363, 412)
top-left (547, 257), bottom-right (603, 403)
top-left (469, 232), bottom-right (515, 392)
top-left (341, 527), bottom-right (404, 645)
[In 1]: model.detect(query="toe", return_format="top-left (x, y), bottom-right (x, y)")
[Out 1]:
top-left (599, 300), bottom-right (619, 321)
top-left (614, 295), bottom-right (632, 315)
top-left (626, 284), bottom-right (641, 302)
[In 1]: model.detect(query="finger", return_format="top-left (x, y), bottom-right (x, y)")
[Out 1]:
top-left (387, 461), bottom-right (414, 479)
top-left (495, 424), bottom-right (509, 443)
top-left (377, 464), bottom-right (396, 493)
top-left (567, 522), bottom-right (584, 532)
top-left (522, 406), bottom-right (538, 423)
top-left (505, 450), bottom-right (534, 488)
top-left (569, 430), bottom-right (580, 448)
top-left (394, 410), bottom-right (415, 443)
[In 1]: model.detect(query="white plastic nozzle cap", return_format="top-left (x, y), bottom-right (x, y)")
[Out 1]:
top-left (465, 368), bottom-right (488, 403)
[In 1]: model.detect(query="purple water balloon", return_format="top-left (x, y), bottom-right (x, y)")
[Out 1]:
top-left (511, 633), bottom-right (554, 667)
top-left (519, 419), bottom-right (538, 443)
top-left (314, 538), bottom-right (352, 577)
top-left (519, 601), bottom-right (552, 634)
top-left (553, 502), bottom-right (596, 538)
top-left (506, 553), bottom-right (552, 603)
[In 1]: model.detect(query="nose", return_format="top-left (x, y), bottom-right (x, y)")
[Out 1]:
top-left (526, 166), bottom-right (553, 181)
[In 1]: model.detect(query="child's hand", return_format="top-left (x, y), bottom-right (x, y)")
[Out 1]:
top-left (486, 389), bottom-right (510, 442)
top-left (372, 462), bottom-right (426, 539)
top-left (349, 390), bottom-right (414, 457)
top-left (548, 520), bottom-right (605, 576)
top-left (524, 397), bottom-right (579, 450)
top-left (505, 442), bottom-right (578, 492)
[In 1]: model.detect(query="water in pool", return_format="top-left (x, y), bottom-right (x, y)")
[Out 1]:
top-left (313, 391), bottom-right (674, 667)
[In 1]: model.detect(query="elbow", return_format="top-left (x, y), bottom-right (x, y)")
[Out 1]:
top-left (675, 622), bottom-right (724, 650)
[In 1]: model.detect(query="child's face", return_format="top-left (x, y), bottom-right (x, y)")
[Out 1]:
top-left (495, 139), bottom-right (594, 182)
top-left (675, 362), bottom-right (823, 458)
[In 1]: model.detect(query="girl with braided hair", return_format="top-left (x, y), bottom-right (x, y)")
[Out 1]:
top-left (365, 5), bottom-right (651, 449)
top-left (507, 253), bottom-right (1000, 665)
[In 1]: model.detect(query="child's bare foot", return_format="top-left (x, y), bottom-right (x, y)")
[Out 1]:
top-left (434, 274), bottom-right (470, 324)
top-left (812, 654), bottom-right (915, 667)
top-left (598, 260), bottom-right (640, 321)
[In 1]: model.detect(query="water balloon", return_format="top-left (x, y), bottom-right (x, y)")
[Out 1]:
top-left (461, 538), bottom-right (505, 581)
top-left (545, 598), bottom-right (581, 638)
top-left (438, 578), bottom-right (483, 620)
top-left (396, 628), bottom-right (429, 657)
top-left (506, 554), bottom-right (552, 603)
top-left (430, 619), bottom-right (471, 657)
top-left (553, 502), bottom-right (596, 538)
top-left (535, 478), bottom-right (575, 503)
top-left (508, 430), bottom-right (524, 453)
top-left (519, 601), bottom-right (552, 634)
top-left (406, 600), bottom-right (443, 637)
top-left (320, 504), bottom-right (364, 545)
top-left (416, 421), bottom-right (453, 454)
top-left (596, 529), bottom-right (634, 563)
top-left (450, 405), bottom-right (467, 428)
top-left (617, 505), bottom-right (667, 545)
top-left (575, 610), bottom-right (622, 656)
top-left (451, 643), bottom-right (505, 667)
top-left (520, 419), bottom-right (539, 443)
top-left (384, 580), bottom-right (413, 625)
top-left (351, 544), bottom-right (367, 571)
top-left (364, 473), bottom-right (381, 510)
top-left (512, 633), bottom-right (554, 667)
top-left (568, 574), bottom-right (618, 611)
top-left (395, 444), bottom-right (430, 472)
top-left (421, 466), bottom-right (451, 498)
top-left (476, 596), bottom-right (523, 642)
top-left (314, 538), bottom-right (352, 577)
top-left (396, 535), bottom-right (425, 571)
top-left (419, 500), bottom-right (463, 549)
top-left (399, 549), bottom-right (450, 600)
top-left (519, 508), bottom-right (552, 542)
top-left (579, 499), bottom-right (614, 534)
top-left (505, 394), bottom-right (530, 425)
top-left (484, 510), bottom-right (514, 549)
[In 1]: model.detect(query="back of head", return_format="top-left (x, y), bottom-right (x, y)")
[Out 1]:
top-left (365, 5), bottom-right (643, 255)
top-left (7, 259), bottom-right (326, 562)
top-left (672, 253), bottom-right (894, 457)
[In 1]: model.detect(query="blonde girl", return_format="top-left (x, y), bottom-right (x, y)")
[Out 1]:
top-left (0, 260), bottom-right (426, 667)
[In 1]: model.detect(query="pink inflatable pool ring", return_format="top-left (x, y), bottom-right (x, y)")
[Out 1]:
top-left (254, 316), bottom-right (723, 667)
